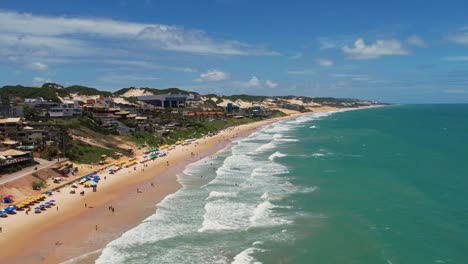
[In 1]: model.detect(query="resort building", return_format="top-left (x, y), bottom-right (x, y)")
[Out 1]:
top-left (137, 94), bottom-right (188, 108)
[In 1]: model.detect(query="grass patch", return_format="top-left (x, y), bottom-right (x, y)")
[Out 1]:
top-left (67, 141), bottom-right (127, 164)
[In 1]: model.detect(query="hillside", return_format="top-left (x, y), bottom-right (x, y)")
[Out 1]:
top-left (0, 82), bottom-right (380, 109)
top-left (114, 87), bottom-right (192, 97)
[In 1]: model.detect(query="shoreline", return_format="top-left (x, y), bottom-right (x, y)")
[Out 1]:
top-left (0, 107), bottom-right (359, 264)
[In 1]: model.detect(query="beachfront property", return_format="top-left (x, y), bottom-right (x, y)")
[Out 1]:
top-left (48, 101), bottom-right (83, 117)
top-left (137, 94), bottom-right (189, 108)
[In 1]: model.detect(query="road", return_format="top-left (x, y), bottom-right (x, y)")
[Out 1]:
top-left (0, 158), bottom-right (68, 185)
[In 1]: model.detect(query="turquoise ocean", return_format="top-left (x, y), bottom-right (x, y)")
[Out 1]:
top-left (95, 105), bottom-right (468, 264)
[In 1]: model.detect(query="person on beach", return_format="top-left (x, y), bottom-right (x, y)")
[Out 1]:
top-left (95, 225), bottom-right (98, 231)
top-left (0, 227), bottom-right (2, 233)
top-left (151, 182), bottom-right (154, 187)
top-left (85, 203), bottom-right (87, 208)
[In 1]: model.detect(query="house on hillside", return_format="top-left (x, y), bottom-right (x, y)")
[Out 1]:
top-left (16, 126), bottom-right (48, 144)
top-left (48, 101), bottom-right (83, 117)
top-left (0, 118), bottom-right (23, 139)
top-left (0, 105), bottom-right (24, 117)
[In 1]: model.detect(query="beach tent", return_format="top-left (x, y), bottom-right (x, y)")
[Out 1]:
top-left (5, 206), bottom-right (16, 214)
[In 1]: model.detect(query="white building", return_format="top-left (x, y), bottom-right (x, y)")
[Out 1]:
top-left (48, 101), bottom-right (83, 117)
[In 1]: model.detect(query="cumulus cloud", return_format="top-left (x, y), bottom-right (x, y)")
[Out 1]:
top-left (29, 62), bottom-right (48, 71)
top-left (247, 76), bottom-right (261, 87)
top-left (265, 80), bottom-right (278, 88)
top-left (196, 70), bottom-right (229, 82)
top-left (342, 38), bottom-right (408, 59)
top-left (406, 35), bottom-right (427, 47)
top-left (447, 30), bottom-right (468, 45)
top-left (315, 58), bottom-right (334, 67)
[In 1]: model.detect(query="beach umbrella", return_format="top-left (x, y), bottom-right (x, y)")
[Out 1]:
top-left (93, 176), bottom-right (100, 181)
top-left (90, 181), bottom-right (97, 186)
top-left (40, 205), bottom-right (46, 210)
top-left (0, 210), bottom-right (7, 217)
top-left (49, 200), bottom-right (56, 204)
top-left (6, 205), bottom-right (16, 211)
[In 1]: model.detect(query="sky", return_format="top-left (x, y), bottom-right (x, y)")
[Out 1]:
top-left (0, 0), bottom-right (467, 103)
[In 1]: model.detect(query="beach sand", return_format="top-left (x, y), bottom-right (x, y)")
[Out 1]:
top-left (0, 108), bottom-right (339, 264)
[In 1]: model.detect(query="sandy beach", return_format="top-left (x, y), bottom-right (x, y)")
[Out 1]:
top-left (0, 108), bottom-right (339, 264)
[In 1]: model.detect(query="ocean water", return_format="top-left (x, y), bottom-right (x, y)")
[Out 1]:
top-left (94, 105), bottom-right (468, 264)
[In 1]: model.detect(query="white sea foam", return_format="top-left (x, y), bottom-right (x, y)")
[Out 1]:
top-left (250, 200), bottom-right (293, 227)
top-left (231, 247), bottom-right (264, 264)
top-left (309, 125), bottom-right (317, 129)
top-left (312, 153), bottom-right (326, 157)
top-left (198, 201), bottom-right (254, 232)
top-left (207, 191), bottom-right (238, 199)
top-left (268, 151), bottom-right (287, 161)
top-left (255, 142), bottom-right (276, 152)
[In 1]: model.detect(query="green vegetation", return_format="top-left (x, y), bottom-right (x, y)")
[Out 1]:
top-left (66, 141), bottom-right (125, 164)
top-left (31, 172), bottom-right (47, 190)
top-left (126, 131), bottom-right (162, 146)
top-left (60, 85), bottom-right (113, 97)
top-left (0, 85), bottom-right (61, 103)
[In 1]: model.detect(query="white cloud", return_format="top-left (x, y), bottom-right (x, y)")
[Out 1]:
top-left (443, 56), bottom-right (468, 61)
top-left (333, 73), bottom-right (371, 81)
top-left (315, 58), bottom-right (334, 67)
top-left (196, 70), bottom-right (229, 82)
top-left (98, 74), bottom-right (160, 83)
top-left (287, 69), bottom-right (316, 75)
top-left (406, 35), bottom-right (427, 47)
top-left (265, 80), bottom-right (278, 88)
top-left (289, 52), bottom-right (303, 60)
top-left (447, 30), bottom-right (468, 45)
top-left (342, 38), bottom-right (408, 59)
top-left (0, 10), bottom-right (278, 59)
top-left (247, 76), bottom-right (261, 87)
top-left (29, 62), bottom-right (48, 71)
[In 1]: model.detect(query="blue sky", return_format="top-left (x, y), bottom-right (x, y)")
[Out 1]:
top-left (0, 0), bottom-right (468, 103)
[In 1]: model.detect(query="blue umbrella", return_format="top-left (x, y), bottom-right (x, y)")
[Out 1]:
top-left (40, 205), bottom-right (46, 210)
top-left (6, 205), bottom-right (16, 211)
top-left (34, 207), bottom-right (41, 210)
top-left (49, 200), bottom-right (56, 203)
top-left (93, 176), bottom-right (100, 181)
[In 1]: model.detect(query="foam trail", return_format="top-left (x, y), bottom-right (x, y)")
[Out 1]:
top-left (268, 151), bottom-right (286, 161)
